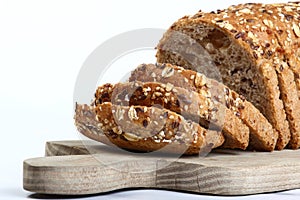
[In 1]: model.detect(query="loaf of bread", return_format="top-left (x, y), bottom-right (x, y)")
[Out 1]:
top-left (74, 2), bottom-right (300, 155)
top-left (156, 2), bottom-right (300, 150)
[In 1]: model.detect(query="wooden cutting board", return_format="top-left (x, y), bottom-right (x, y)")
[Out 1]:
top-left (23, 140), bottom-right (300, 196)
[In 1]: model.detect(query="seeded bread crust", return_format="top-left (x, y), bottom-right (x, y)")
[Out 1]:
top-left (94, 81), bottom-right (249, 150)
top-left (74, 103), bottom-right (224, 155)
top-left (264, 3), bottom-right (300, 99)
top-left (156, 6), bottom-right (290, 149)
top-left (130, 63), bottom-right (277, 151)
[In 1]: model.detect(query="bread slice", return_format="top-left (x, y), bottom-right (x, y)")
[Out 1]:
top-left (94, 81), bottom-right (249, 150)
top-left (130, 63), bottom-right (278, 151)
top-left (74, 103), bottom-right (224, 155)
top-left (156, 6), bottom-right (291, 149)
top-left (74, 103), bottom-right (112, 145)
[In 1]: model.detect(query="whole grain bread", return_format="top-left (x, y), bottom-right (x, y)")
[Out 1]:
top-left (74, 103), bottom-right (224, 155)
top-left (93, 81), bottom-right (249, 150)
top-left (156, 5), bottom-right (291, 149)
top-left (130, 63), bottom-right (277, 151)
top-left (225, 3), bottom-right (300, 150)
top-left (74, 2), bottom-right (300, 154)
top-left (262, 3), bottom-right (300, 149)
top-left (224, 3), bottom-right (300, 150)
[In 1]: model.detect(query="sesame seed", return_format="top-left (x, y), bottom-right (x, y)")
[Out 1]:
top-left (128, 106), bottom-right (138, 120)
top-left (271, 39), bottom-right (275, 44)
top-left (159, 131), bottom-right (165, 137)
top-left (154, 92), bottom-right (162, 97)
top-left (162, 139), bottom-right (172, 143)
top-left (224, 23), bottom-right (234, 30)
top-left (164, 98), bottom-right (168, 103)
top-left (184, 105), bottom-right (188, 111)
top-left (165, 83), bottom-right (174, 92)
top-left (293, 23), bottom-right (300, 37)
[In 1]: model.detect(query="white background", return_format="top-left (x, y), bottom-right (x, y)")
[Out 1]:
top-left (1, 0), bottom-right (300, 199)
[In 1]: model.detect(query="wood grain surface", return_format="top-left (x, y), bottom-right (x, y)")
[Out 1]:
top-left (23, 140), bottom-right (300, 195)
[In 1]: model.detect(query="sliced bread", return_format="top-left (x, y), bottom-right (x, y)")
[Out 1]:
top-left (130, 63), bottom-right (278, 151)
top-left (156, 6), bottom-right (290, 149)
top-left (94, 81), bottom-right (249, 150)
